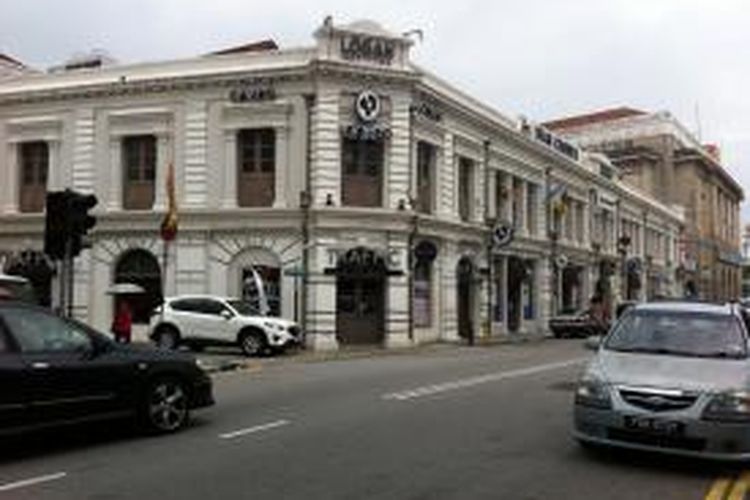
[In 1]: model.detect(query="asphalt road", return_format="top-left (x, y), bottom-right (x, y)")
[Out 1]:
top-left (0, 340), bottom-right (745, 500)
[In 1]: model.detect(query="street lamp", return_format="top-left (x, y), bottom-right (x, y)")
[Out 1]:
top-left (617, 235), bottom-right (631, 300)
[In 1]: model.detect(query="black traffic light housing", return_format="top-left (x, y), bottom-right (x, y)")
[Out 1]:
top-left (68, 191), bottom-right (98, 257)
top-left (44, 191), bottom-right (70, 259)
top-left (43, 189), bottom-right (98, 260)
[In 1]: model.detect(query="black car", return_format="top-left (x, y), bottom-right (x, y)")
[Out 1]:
top-left (548, 308), bottom-right (608, 338)
top-left (0, 301), bottom-right (213, 436)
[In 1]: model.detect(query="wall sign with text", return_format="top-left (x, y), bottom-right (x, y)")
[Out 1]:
top-left (340, 34), bottom-right (396, 65)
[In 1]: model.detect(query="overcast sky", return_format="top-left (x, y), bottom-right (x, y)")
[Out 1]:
top-left (2, 0), bottom-right (748, 220)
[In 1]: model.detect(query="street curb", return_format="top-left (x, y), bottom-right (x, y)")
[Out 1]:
top-left (203, 334), bottom-right (558, 376)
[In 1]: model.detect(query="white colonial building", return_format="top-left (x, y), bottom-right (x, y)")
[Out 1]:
top-left (0, 18), bottom-right (684, 349)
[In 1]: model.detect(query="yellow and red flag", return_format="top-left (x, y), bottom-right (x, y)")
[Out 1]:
top-left (160, 162), bottom-right (178, 242)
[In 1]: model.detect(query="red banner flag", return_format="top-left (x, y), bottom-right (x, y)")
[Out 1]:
top-left (160, 162), bottom-right (178, 241)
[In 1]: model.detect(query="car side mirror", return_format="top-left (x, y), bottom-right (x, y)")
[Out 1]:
top-left (221, 310), bottom-right (233, 320)
top-left (584, 335), bottom-right (602, 351)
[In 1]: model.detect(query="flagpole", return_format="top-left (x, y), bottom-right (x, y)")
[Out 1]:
top-left (161, 238), bottom-right (169, 320)
top-left (160, 161), bottom-right (178, 319)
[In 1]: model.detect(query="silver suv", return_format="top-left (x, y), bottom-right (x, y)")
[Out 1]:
top-left (574, 301), bottom-right (750, 460)
top-left (150, 296), bottom-right (302, 356)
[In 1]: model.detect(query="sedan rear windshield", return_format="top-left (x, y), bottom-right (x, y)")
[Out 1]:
top-left (605, 310), bottom-right (747, 359)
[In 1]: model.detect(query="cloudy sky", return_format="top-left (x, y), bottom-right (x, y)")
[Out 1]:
top-left (2, 0), bottom-right (748, 218)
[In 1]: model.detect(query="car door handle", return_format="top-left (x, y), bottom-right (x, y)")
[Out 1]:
top-left (31, 362), bottom-right (50, 370)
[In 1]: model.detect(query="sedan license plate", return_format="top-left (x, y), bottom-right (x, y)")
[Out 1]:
top-left (623, 415), bottom-right (684, 436)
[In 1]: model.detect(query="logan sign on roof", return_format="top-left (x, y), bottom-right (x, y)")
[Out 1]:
top-left (340, 33), bottom-right (396, 65)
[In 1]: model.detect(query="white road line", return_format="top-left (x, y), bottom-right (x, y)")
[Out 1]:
top-left (0, 472), bottom-right (67, 493)
top-left (219, 419), bottom-right (290, 440)
top-left (382, 357), bottom-right (587, 401)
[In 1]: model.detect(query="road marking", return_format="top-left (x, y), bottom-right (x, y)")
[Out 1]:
top-left (0, 472), bottom-right (67, 493)
top-left (705, 477), bottom-right (732, 500)
top-left (382, 357), bottom-right (588, 401)
top-left (728, 472), bottom-right (750, 500)
top-left (219, 419), bottom-right (290, 440)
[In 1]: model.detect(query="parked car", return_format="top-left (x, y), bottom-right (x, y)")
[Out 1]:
top-left (574, 301), bottom-right (750, 460)
top-left (0, 301), bottom-right (213, 436)
top-left (549, 308), bottom-right (608, 338)
top-left (0, 273), bottom-right (35, 303)
top-left (150, 295), bottom-right (303, 356)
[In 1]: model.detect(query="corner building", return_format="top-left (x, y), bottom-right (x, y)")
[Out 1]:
top-left (0, 19), bottom-right (683, 349)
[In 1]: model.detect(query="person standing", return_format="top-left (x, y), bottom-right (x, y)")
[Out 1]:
top-left (589, 295), bottom-right (608, 334)
top-left (112, 300), bottom-right (133, 344)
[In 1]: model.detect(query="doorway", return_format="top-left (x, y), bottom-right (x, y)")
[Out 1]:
top-left (457, 257), bottom-right (475, 340)
top-left (335, 248), bottom-right (386, 345)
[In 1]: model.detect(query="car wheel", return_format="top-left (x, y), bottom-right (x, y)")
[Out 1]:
top-left (239, 330), bottom-right (266, 357)
top-left (142, 377), bottom-right (189, 434)
top-left (155, 326), bottom-right (179, 350)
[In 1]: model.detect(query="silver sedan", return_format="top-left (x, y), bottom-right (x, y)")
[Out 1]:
top-left (573, 301), bottom-right (750, 461)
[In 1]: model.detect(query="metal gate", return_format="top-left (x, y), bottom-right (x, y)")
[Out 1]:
top-left (334, 247), bottom-right (386, 345)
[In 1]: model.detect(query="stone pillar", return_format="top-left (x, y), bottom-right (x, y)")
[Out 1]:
top-left (47, 140), bottom-right (62, 191)
top-left (439, 131), bottom-right (455, 218)
top-left (537, 258), bottom-right (551, 336)
top-left (107, 137), bottom-right (122, 211)
top-left (5, 143), bottom-right (18, 213)
top-left (503, 174), bottom-right (513, 223)
top-left (388, 95), bottom-right (411, 210)
top-left (478, 255), bottom-right (490, 338)
top-left (71, 108), bottom-right (95, 194)
top-left (487, 169), bottom-right (497, 220)
top-left (183, 101), bottom-right (209, 207)
top-left (310, 88), bottom-right (341, 207)
top-left (153, 134), bottom-right (170, 211)
top-left (163, 239), bottom-right (178, 297)
top-left (305, 242), bottom-right (339, 351)
top-left (222, 131), bottom-right (237, 209)
top-left (273, 125), bottom-right (289, 208)
top-left (89, 244), bottom-right (112, 333)
top-left (386, 275), bottom-right (411, 348)
top-left (71, 249), bottom-right (92, 322)
top-left (582, 203), bottom-right (591, 248)
top-left (518, 178), bottom-right (528, 237)
top-left (385, 238), bottom-right (411, 348)
top-left (498, 256), bottom-right (508, 334)
top-left (441, 243), bottom-right (460, 341)
top-left (474, 152), bottom-right (486, 223)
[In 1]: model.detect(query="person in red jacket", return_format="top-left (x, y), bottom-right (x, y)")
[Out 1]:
top-left (112, 300), bottom-right (133, 344)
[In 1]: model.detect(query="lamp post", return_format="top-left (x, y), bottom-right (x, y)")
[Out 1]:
top-left (549, 228), bottom-right (560, 316)
top-left (617, 235), bottom-right (631, 301)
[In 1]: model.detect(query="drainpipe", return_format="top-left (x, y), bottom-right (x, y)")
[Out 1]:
top-left (407, 99), bottom-right (416, 343)
top-left (483, 139), bottom-right (492, 338)
top-left (301, 93), bottom-right (315, 342)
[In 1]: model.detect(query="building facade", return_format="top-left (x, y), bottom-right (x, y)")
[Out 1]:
top-left (0, 19), bottom-right (683, 349)
top-left (546, 108), bottom-right (744, 302)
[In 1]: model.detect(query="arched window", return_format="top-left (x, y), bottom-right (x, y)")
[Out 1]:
top-left (228, 247), bottom-right (281, 317)
top-left (114, 249), bottom-right (162, 324)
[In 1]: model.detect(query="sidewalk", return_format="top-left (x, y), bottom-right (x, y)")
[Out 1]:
top-left (194, 333), bottom-right (555, 375)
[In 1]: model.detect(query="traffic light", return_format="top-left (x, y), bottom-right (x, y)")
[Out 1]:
top-left (68, 191), bottom-right (98, 257)
top-left (44, 191), bottom-right (70, 259)
top-left (43, 189), bottom-right (97, 260)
